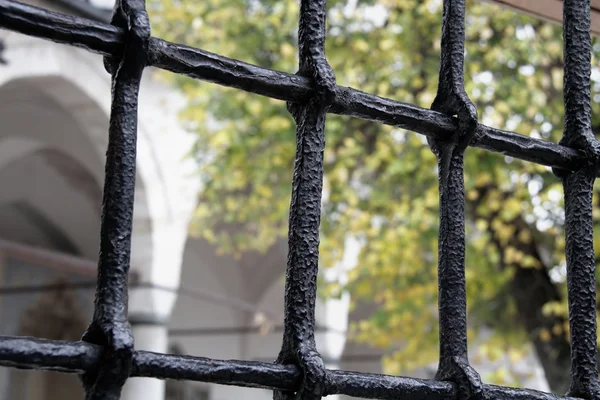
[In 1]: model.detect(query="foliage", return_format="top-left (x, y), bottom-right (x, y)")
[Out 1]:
top-left (151, 0), bottom-right (600, 389)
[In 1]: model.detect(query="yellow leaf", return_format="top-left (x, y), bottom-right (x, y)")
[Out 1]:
top-left (352, 39), bottom-right (369, 52)
top-left (539, 328), bottom-right (552, 342)
top-left (280, 43), bottom-right (295, 58)
top-left (256, 185), bottom-right (273, 198)
top-left (552, 324), bottom-right (563, 336)
top-left (518, 230), bottom-right (532, 243)
top-left (476, 219), bottom-right (488, 231)
top-left (475, 172), bottom-right (492, 186)
top-left (467, 190), bottom-right (479, 201)
top-left (379, 39), bottom-right (394, 51)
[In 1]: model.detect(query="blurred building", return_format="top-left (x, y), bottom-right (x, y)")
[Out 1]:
top-left (0, 0), bottom-right (579, 399)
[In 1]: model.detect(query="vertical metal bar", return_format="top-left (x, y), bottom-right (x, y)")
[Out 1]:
top-left (557, 1), bottom-right (600, 398)
top-left (428, 1), bottom-right (483, 399)
top-left (80, 0), bottom-right (150, 398)
top-left (274, 0), bottom-right (335, 398)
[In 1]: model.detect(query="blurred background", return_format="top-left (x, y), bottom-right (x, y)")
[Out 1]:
top-left (0, 0), bottom-right (598, 398)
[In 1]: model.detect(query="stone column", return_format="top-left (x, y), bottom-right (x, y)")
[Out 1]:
top-left (315, 292), bottom-right (350, 400)
top-left (121, 313), bottom-right (170, 400)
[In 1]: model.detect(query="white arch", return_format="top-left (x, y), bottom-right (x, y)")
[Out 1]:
top-left (0, 137), bottom-right (45, 172)
top-left (0, 31), bottom-right (200, 317)
top-left (0, 151), bottom-right (101, 257)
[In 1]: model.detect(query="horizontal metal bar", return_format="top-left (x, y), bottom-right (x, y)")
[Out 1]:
top-left (133, 348), bottom-right (301, 391)
top-left (0, 336), bottom-right (582, 399)
top-left (0, 336), bottom-right (100, 373)
top-left (0, 0), bottom-right (121, 55)
top-left (0, 0), bottom-right (589, 173)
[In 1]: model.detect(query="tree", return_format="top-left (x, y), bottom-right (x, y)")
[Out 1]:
top-left (151, 0), bottom-right (600, 392)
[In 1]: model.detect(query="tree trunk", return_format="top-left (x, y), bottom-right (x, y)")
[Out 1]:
top-left (509, 265), bottom-right (571, 394)
top-left (471, 187), bottom-right (571, 393)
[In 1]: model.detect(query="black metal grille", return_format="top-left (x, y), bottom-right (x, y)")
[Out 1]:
top-left (0, 0), bottom-right (597, 399)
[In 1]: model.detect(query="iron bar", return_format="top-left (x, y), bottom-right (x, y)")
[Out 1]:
top-left (78, 0), bottom-right (150, 397)
top-left (273, 0), bottom-right (333, 397)
top-left (0, 336), bottom-right (584, 400)
top-left (0, 0), bottom-right (591, 173)
top-left (427, 0), bottom-right (482, 398)
top-left (555, 0), bottom-right (600, 398)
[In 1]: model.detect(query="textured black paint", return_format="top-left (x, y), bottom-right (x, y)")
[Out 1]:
top-left (560, 0), bottom-right (599, 162)
top-left (0, 335), bottom-right (588, 400)
top-left (79, 0), bottom-right (149, 399)
top-left (0, 0), bottom-right (598, 399)
top-left (563, 171), bottom-right (600, 398)
top-left (274, 0), bottom-right (333, 399)
top-left (0, 0), bottom-right (593, 173)
top-left (428, 1), bottom-right (482, 399)
top-left (0, 0), bottom-right (122, 55)
top-left (556, 1), bottom-right (600, 399)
